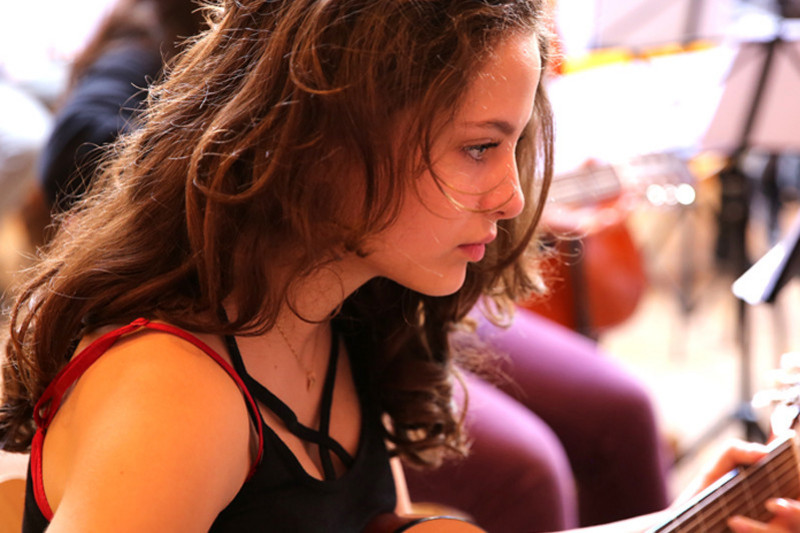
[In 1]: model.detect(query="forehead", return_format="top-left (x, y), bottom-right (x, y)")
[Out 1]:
top-left (456, 33), bottom-right (542, 129)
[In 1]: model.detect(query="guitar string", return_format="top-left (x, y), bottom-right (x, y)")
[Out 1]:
top-left (654, 441), bottom-right (795, 532)
top-left (687, 456), bottom-right (798, 530)
top-left (675, 454), bottom-right (800, 531)
top-left (655, 441), bottom-right (798, 532)
top-left (669, 451), bottom-right (800, 532)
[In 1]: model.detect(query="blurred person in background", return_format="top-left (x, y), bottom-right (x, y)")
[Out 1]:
top-left (0, 81), bottom-right (52, 220)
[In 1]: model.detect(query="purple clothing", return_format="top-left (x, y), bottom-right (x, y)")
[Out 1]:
top-left (405, 308), bottom-right (670, 532)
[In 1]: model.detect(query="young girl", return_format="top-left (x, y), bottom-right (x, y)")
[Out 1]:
top-left (1, 1), bottom-right (797, 531)
top-left (31, 0), bottom-right (674, 530)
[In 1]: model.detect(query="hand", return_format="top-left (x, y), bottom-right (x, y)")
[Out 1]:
top-left (728, 498), bottom-right (800, 532)
top-left (753, 352), bottom-right (800, 436)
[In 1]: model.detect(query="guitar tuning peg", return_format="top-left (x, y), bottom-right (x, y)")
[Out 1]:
top-left (753, 389), bottom-right (782, 408)
top-left (771, 403), bottom-right (800, 436)
top-left (779, 351), bottom-right (800, 370)
top-left (765, 366), bottom-right (800, 388)
top-left (752, 385), bottom-right (800, 408)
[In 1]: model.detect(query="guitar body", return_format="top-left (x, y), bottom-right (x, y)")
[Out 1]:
top-left (521, 212), bottom-right (647, 335)
top-left (522, 152), bottom-right (699, 336)
top-left (364, 514), bottom-right (487, 533)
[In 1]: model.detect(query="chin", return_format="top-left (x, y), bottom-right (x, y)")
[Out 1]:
top-left (412, 272), bottom-right (467, 297)
top-left (381, 262), bottom-right (469, 297)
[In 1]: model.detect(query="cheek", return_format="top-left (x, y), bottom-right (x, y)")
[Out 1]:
top-left (384, 196), bottom-right (453, 259)
top-left (432, 154), bottom-right (508, 210)
top-left (411, 172), bottom-right (467, 220)
top-left (394, 199), bottom-right (442, 244)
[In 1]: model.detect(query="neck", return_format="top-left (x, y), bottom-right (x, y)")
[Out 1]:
top-left (274, 253), bottom-right (378, 344)
top-left (281, 255), bottom-right (372, 323)
top-left (223, 248), bottom-right (379, 355)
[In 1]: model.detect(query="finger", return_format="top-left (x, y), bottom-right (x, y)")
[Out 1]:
top-left (705, 440), bottom-right (769, 480)
top-left (766, 498), bottom-right (800, 528)
top-left (675, 440), bottom-right (769, 506)
top-left (674, 440), bottom-right (772, 507)
top-left (728, 515), bottom-right (779, 533)
top-left (721, 439), bottom-right (769, 467)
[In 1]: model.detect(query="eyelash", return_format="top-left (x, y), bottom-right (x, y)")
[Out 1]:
top-left (464, 142), bottom-right (500, 162)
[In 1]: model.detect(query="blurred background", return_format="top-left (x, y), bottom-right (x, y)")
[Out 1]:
top-left (2, 0), bottom-right (800, 504)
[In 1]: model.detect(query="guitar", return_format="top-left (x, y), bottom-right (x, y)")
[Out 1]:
top-left (368, 436), bottom-right (800, 533)
top-left (521, 152), bottom-right (694, 336)
top-left (368, 352), bottom-right (800, 533)
top-left (647, 433), bottom-right (800, 532)
top-left (651, 355), bottom-right (800, 533)
top-left (364, 513), bottom-right (486, 532)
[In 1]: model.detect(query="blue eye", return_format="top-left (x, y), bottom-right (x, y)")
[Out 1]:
top-left (465, 142), bottom-right (500, 161)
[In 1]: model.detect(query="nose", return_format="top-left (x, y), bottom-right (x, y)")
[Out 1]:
top-left (485, 159), bottom-right (525, 221)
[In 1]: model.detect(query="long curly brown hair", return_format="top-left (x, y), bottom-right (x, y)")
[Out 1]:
top-left (1, 0), bottom-right (554, 467)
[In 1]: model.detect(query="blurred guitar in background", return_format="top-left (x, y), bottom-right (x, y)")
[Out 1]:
top-left (521, 152), bottom-right (695, 338)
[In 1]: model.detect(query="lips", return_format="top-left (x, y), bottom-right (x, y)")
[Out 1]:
top-left (458, 231), bottom-right (497, 262)
top-left (458, 243), bottom-right (486, 261)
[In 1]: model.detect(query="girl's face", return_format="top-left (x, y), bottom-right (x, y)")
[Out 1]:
top-left (358, 32), bottom-right (543, 297)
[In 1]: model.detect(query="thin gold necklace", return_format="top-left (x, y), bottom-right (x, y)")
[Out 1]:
top-left (274, 322), bottom-right (317, 390)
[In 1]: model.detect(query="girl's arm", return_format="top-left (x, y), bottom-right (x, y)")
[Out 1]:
top-left (43, 331), bottom-right (253, 532)
top-left (390, 456), bottom-right (413, 516)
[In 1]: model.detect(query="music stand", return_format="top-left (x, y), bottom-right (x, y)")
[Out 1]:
top-left (779, 0), bottom-right (800, 19)
top-left (673, 7), bottom-right (800, 463)
top-left (702, 39), bottom-right (800, 156)
top-left (733, 210), bottom-right (800, 304)
top-left (588, 0), bottom-right (732, 51)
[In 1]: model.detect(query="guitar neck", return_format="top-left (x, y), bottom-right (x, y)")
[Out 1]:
top-left (548, 164), bottom-right (621, 205)
top-left (650, 435), bottom-right (800, 532)
top-left (548, 152), bottom-right (694, 207)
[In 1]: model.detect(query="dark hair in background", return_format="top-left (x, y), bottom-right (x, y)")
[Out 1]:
top-left (2, 0), bottom-right (555, 467)
top-left (70, 0), bottom-right (204, 85)
top-left (39, 0), bottom-right (205, 212)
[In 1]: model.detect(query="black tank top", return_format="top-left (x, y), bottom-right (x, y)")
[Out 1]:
top-left (23, 319), bottom-right (396, 532)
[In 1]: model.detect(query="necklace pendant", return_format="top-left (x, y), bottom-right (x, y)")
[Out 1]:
top-left (307, 374), bottom-right (316, 390)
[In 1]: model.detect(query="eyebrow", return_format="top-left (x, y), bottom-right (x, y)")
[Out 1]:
top-left (462, 120), bottom-right (517, 136)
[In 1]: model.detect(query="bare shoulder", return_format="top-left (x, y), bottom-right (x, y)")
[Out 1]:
top-left (43, 326), bottom-right (253, 531)
top-left (66, 325), bottom-right (248, 433)
top-left (73, 323), bottom-right (240, 397)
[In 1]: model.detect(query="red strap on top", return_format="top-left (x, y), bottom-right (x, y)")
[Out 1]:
top-left (30, 318), bottom-right (264, 521)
